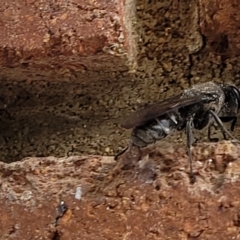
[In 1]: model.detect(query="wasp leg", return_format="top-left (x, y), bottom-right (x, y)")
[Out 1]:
top-left (186, 117), bottom-right (196, 184)
top-left (209, 110), bottom-right (239, 142)
top-left (230, 117), bottom-right (237, 131)
top-left (114, 146), bottom-right (129, 161)
top-left (222, 131), bottom-right (227, 140)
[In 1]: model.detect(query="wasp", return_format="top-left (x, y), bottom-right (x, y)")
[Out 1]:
top-left (115, 82), bottom-right (240, 183)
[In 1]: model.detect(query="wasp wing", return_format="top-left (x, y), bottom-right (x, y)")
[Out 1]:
top-left (121, 94), bottom-right (203, 129)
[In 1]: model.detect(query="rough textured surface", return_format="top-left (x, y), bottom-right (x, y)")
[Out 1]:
top-left (0, 0), bottom-right (137, 81)
top-left (200, 0), bottom-right (240, 57)
top-left (2, 0), bottom-right (240, 163)
top-left (2, 1), bottom-right (240, 239)
top-left (1, 141), bottom-right (240, 239)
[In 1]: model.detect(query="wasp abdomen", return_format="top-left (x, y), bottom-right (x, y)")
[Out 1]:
top-left (131, 113), bottom-right (179, 148)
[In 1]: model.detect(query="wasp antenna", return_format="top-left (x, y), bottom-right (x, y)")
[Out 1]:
top-left (186, 117), bottom-right (196, 184)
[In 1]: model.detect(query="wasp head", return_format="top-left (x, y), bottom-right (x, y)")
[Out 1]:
top-left (218, 84), bottom-right (240, 130)
top-left (228, 85), bottom-right (240, 109)
top-left (223, 85), bottom-right (240, 109)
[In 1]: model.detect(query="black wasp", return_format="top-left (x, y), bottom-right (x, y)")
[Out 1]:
top-left (115, 82), bottom-right (240, 183)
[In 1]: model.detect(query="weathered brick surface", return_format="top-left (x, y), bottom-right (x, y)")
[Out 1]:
top-left (200, 0), bottom-right (240, 57)
top-left (0, 0), bottom-right (137, 81)
top-left (1, 141), bottom-right (240, 239)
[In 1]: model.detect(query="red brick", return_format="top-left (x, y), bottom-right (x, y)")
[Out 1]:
top-left (200, 0), bottom-right (240, 57)
top-left (0, 0), bottom-right (137, 81)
